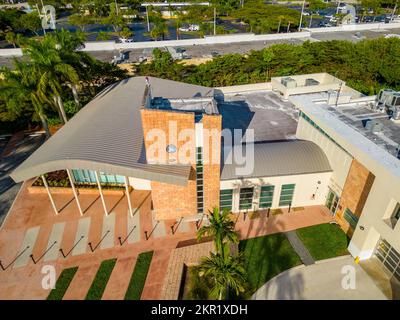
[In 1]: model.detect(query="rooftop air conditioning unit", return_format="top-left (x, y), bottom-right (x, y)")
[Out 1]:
top-left (374, 89), bottom-right (395, 112)
top-left (365, 120), bottom-right (383, 133)
top-left (305, 78), bottom-right (320, 86)
top-left (281, 77), bottom-right (297, 88)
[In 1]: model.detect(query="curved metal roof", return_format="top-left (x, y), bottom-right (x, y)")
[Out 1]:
top-left (220, 140), bottom-right (332, 180)
top-left (11, 76), bottom-right (213, 185)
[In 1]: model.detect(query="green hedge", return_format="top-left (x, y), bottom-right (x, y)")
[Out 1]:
top-left (124, 251), bottom-right (154, 300)
top-left (85, 258), bottom-right (117, 300)
top-left (47, 267), bottom-right (78, 300)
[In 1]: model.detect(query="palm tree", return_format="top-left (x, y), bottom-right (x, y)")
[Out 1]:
top-left (51, 29), bottom-right (90, 109)
top-left (198, 252), bottom-right (246, 300)
top-left (23, 36), bottom-right (79, 123)
top-left (197, 207), bottom-right (238, 256)
top-left (0, 61), bottom-right (51, 138)
top-left (173, 11), bottom-right (185, 40)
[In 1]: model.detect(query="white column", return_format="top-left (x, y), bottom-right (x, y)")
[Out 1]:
top-left (66, 169), bottom-right (83, 216)
top-left (95, 171), bottom-right (108, 216)
top-left (124, 176), bottom-right (133, 218)
top-left (41, 175), bottom-right (58, 215)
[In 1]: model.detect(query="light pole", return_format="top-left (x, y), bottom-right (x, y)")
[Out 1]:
top-left (298, 0), bottom-right (305, 31)
top-left (115, 0), bottom-right (119, 16)
top-left (309, 14), bottom-right (313, 28)
top-left (146, 6), bottom-right (150, 32)
top-left (336, 1), bottom-right (341, 15)
top-left (287, 21), bottom-right (291, 33)
top-left (214, 7), bottom-right (216, 35)
top-left (391, 2), bottom-right (398, 22)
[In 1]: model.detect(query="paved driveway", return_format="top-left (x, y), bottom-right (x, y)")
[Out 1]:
top-left (252, 256), bottom-right (387, 300)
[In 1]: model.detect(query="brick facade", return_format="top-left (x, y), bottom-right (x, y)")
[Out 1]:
top-left (141, 109), bottom-right (198, 220)
top-left (140, 109), bottom-right (222, 220)
top-left (335, 159), bottom-right (375, 235)
top-left (202, 114), bottom-right (222, 214)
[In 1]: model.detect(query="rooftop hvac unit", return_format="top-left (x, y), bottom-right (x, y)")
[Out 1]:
top-left (365, 120), bottom-right (383, 133)
top-left (305, 78), bottom-right (320, 86)
top-left (374, 89), bottom-right (395, 112)
top-left (281, 77), bottom-right (297, 88)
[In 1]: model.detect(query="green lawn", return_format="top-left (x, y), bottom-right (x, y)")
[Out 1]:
top-left (47, 267), bottom-right (78, 300)
top-left (85, 258), bottom-right (117, 300)
top-left (296, 223), bottom-right (349, 261)
top-left (124, 251), bottom-right (154, 300)
top-left (239, 233), bottom-right (302, 297)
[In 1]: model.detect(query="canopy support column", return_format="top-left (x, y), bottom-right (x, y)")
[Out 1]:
top-left (95, 171), bottom-right (108, 216)
top-left (66, 169), bottom-right (83, 216)
top-left (41, 175), bottom-right (58, 216)
top-left (124, 176), bottom-right (133, 218)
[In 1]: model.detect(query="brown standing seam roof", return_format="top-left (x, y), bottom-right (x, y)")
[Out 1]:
top-left (10, 76), bottom-right (214, 185)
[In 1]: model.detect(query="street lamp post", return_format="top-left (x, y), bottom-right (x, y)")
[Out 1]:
top-left (298, 0), bottom-right (305, 31)
top-left (146, 6), bottom-right (150, 32)
top-left (391, 2), bottom-right (398, 22)
top-left (214, 7), bottom-right (216, 35)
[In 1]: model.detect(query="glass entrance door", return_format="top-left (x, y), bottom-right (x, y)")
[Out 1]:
top-left (326, 190), bottom-right (339, 215)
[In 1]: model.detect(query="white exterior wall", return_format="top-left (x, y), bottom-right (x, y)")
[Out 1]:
top-left (220, 172), bottom-right (332, 213)
top-left (294, 98), bottom-right (400, 262)
top-left (296, 117), bottom-right (353, 196)
top-left (349, 174), bottom-right (400, 260)
top-left (128, 177), bottom-right (152, 190)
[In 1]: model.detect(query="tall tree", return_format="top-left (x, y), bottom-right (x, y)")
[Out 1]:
top-left (0, 61), bottom-right (51, 138)
top-left (23, 37), bottom-right (79, 123)
top-left (197, 207), bottom-right (239, 256)
top-left (198, 252), bottom-right (246, 300)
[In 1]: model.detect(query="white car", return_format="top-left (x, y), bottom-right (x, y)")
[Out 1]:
top-left (385, 34), bottom-right (400, 39)
top-left (118, 37), bottom-right (134, 43)
top-left (179, 24), bottom-right (200, 32)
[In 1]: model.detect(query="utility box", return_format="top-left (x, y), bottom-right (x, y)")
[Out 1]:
top-left (281, 77), bottom-right (297, 88)
top-left (305, 78), bottom-right (320, 86)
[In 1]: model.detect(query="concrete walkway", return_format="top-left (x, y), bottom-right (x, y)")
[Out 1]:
top-left (285, 231), bottom-right (315, 266)
top-left (252, 256), bottom-right (387, 300)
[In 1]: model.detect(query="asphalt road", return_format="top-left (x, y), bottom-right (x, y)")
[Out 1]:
top-left (0, 133), bottom-right (45, 226)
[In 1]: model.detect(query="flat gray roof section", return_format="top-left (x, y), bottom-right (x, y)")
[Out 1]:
top-left (218, 91), bottom-right (299, 142)
top-left (11, 76), bottom-right (213, 185)
top-left (220, 140), bottom-right (332, 180)
top-left (291, 93), bottom-right (400, 179)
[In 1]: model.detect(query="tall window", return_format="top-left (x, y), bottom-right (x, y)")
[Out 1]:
top-left (279, 184), bottom-right (295, 207)
top-left (259, 185), bottom-right (274, 209)
top-left (393, 205), bottom-right (400, 223)
top-left (220, 189), bottom-right (233, 211)
top-left (387, 204), bottom-right (400, 228)
top-left (196, 147), bottom-right (204, 214)
top-left (343, 208), bottom-right (359, 229)
top-left (239, 187), bottom-right (254, 210)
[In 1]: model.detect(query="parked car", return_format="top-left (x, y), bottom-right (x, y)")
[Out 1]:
top-left (179, 24), bottom-right (200, 32)
top-left (118, 37), bottom-right (134, 43)
top-left (385, 33), bottom-right (400, 39)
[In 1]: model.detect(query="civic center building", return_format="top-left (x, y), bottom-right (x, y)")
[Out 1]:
top-left (11, 73), bottom-right (400, 282)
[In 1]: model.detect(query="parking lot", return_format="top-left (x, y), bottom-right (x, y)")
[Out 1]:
top-left (87, 27), bottom-right (400, 65)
